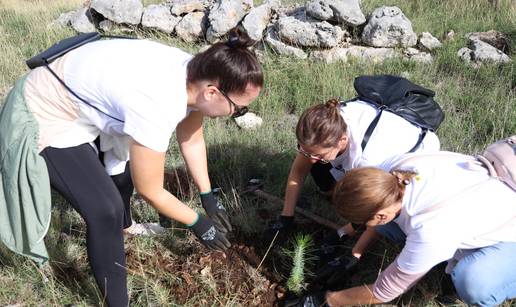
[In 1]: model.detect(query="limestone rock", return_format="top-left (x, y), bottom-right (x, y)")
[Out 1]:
top-left (168, 0), bottom-right (205, 16)
top-left (404, 47), bottom-right (433, 64)
top-left (175, 11), bottom-right (207, 42)
top-left (469, 39), bottom-right (511, 64)
top-left (142, 4), bottom-right (181, 34)
top-left (418, 32), bottom-right (442, 52)
top-left (309, 48), bottom-right (348, 63)
top-left (361, 6), bottom-right (417, 48)
top-left (206, 0), bottom-right (253, 42)
top-left (306, 0), bottom-right (366, 26)
top-left (265, 27), bottom-right (307, 59)
top-left (276, 16), bottom-right (345, 48)
top-left (242, 4), bottom-right (273, 41)
top-left (91, 0), bottom-right (143, 25)
top-left (344, 45), bottom-right (398, 63)
top-left (53, 10), bottom-right (76, 27)
top-left (234, 112), bottom-right (263, 129)
top-left (71, 7), bottom-right (96, 33)
top-left (466, 30), bottom-right (510, 54)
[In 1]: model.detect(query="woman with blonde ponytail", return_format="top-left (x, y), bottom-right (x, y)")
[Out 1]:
top-left (292, 152), bottom-right (516, 306)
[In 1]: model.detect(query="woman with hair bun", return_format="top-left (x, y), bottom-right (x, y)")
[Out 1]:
top-left (268, 98), bottom-right (440, 264)
top-left (0, 28), bottom-right (263, 306)
top-left (292, 152), bottom-right (516, 306)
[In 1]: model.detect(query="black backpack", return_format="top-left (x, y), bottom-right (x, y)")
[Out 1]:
top-left (343, 75), bottom-right (445, 152)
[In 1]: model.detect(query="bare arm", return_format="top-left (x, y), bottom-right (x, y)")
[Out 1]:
top-left (129, 140), bottom-right (198, 225)
top-left (176, 111), bottom-right (211, 193)
top-left (282, 154), bottom-right (314, 216)
top-left (351, 226), bottom-right (380, 258)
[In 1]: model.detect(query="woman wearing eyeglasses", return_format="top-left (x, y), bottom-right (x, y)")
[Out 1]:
top-left (0, 28), bottom-right (262, 306)
top-left (269, 98), bottom-right (440, 267)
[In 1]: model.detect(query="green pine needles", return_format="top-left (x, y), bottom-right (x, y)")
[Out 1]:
top-left (284, 234), bottom-right (315, 295)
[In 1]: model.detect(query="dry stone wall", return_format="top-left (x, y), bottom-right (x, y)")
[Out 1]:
top-left (55, 0), bottom-right (511, 66)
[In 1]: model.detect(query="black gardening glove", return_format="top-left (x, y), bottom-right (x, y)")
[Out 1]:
top-left (264, 215), bottom-right (294, 245)
top-left (189, 214), bottom-right (231, 251)
top-left (200, 190), bottom-right (232, 233)
top-left (284, 290), bottom-right (328, 307)
top-left (315, 254), bottom-right (359, 288)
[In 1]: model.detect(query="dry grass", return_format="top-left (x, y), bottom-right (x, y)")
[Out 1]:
top-left (0, 0), bottom-right (515, 306)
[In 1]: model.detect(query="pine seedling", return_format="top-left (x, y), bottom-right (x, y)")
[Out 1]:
top-left (283, 233), bottom-right (315, 295)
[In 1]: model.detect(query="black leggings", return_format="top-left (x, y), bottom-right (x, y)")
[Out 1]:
top-left (41, 142), bottom-right (134, 307)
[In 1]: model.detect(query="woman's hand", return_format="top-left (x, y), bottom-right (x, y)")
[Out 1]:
top-left (189, 213), bottom-right (231, 251)
top-left (200, 189), bottom-right (232, 233)
top-left (129, 140), bottom-right (198, 225)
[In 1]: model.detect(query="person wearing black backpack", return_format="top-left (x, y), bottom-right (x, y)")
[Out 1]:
top-left (0, 28), bottom-right (262, 307)
top-left (266, 90), bottom-right (442, 277)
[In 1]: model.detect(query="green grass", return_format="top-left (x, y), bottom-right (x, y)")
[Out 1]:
top-left (0, 0), bottom-right (515, 306)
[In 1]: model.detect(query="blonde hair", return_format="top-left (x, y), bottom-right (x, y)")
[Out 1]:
top-left (296, 98), bottom-right (347, 148)
top-left (332, 167), bottom-right (417, 224)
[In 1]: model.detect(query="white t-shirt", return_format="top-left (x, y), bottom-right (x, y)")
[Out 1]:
top-left (329, 100), bottom-right (440, 180)
top-left (30, 39), bottom-right (192, 174)
top-left (380, 152), bottom-right (516, 274)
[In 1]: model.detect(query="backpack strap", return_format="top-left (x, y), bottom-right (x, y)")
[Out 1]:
top-left (361, 106), bottom-right (385, 151)
top-left (408, 129), bottom-right (427, 153)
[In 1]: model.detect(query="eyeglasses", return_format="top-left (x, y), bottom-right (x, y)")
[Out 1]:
top-left (296, 144), bottom-right (331, 164)
top-left (217, 87), bottom-right (249, 118)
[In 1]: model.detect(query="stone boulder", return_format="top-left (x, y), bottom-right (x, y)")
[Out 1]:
top-left (362, 6), bottom-right (417, 48)
top-left (276, 16), bottom-right (345, 48)
top-left (242, 4), bottom-right (273, 41)
top-left (345, 45), bottom-right (399, 63)
top-left (234, 112), bottom-right (263, 129)
top-left (53, 10), bottom-right (76, 27)
top-left (91, 0), bottom-right (143, 25)
top-left (141, 4), bottom-right (181, 34)
top-left (175, 12), bottom-right (207, 42)
top-left (466, 30), bottom-right (510, 54)
top-left (168, 0), bottom-right (205, 16)
top-left (418, 32), bottom-right (442, 52)
top-left (70, 7), bottom-right (96, 33)
top-left (265, 27), bottom-right (307, 59)
top-left (309, 47), bottom-right (348, 63)
top-left (206, 0), bottom-right (253, 42)
top-left (306, 0), bottom-right (366, 26)
top-left (469, 39), bottom-right (511, 64)
top-left (404, 47), bottom-right (433, 64)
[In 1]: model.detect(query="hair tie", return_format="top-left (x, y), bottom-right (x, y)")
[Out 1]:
top-left (400, 179), bottom-right (410, 185)
top-left (226, 36), bottom-right (239, 48)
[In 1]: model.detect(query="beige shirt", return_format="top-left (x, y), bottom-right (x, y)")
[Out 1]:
top-left (24, 54), bottom-right (97, 152)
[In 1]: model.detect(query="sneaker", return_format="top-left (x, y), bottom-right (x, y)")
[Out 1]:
top-left (123, 222), bottom-right (167, 237)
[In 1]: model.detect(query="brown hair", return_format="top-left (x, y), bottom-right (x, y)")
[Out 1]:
top-left (295, 98), bottom-right (347, 148)
top-left (332, 167), bottom-right (417, 224)
top-left (187, 27), bottom-right (263, 94)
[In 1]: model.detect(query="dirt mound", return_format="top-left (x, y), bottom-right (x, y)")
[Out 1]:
top-left (126, 241), bottom-right (282, 306)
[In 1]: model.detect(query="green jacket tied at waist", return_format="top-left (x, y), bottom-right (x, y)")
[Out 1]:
top-left (0, 74), bottom-right (52, 265)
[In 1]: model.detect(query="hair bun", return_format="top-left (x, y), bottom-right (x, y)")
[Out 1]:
top-left (226, 27), bottom-right (255, 49)
top-left (325, 98), bottom-right (340, 109)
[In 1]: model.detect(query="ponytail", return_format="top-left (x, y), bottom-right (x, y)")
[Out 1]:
top-left (332, 167), bottom-right (416, 224)
top-left (187, 27), bottom-right (263, 94)
top-left (296, 98), bottom-right (347, 148)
